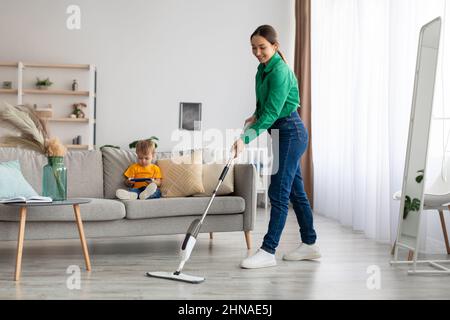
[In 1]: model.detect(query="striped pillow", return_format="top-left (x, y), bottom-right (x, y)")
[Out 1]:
top-left (157, 150), bottom-right (204, 197)
top-left (194, 163), bottom-right (234, 197)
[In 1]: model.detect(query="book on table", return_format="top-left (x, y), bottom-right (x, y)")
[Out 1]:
top-left (0, 195), bottom-right (53, 204)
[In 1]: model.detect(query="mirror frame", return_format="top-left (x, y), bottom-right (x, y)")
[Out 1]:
top-left (396, 17), bottom-right (442, 258)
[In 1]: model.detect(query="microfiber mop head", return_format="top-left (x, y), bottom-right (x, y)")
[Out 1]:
top-left (146, 271), bottom-right (205, 284)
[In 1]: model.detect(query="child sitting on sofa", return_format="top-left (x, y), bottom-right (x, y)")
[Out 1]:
top-left (116, 140), bottom-right (162, 200)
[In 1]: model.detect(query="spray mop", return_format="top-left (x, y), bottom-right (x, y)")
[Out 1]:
top-left (146, 124), bottom-right (250, 284)
top-left (146, 156), bottom-right (234, 283)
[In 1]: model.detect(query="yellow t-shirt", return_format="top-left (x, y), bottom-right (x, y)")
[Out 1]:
top-left (124, 163), bottom-right (162, 189)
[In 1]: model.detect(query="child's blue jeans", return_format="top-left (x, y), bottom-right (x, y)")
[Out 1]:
top-left (129, 187), bottom-right (161, 199)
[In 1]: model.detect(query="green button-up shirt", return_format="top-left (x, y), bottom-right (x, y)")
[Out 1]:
top-left (241, 52), bottom-right (300, 144)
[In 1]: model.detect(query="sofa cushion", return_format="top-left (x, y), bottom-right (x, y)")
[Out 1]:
top-left (194, 163), bottom-right (234, 197)
top-left (123, 196), bottom-right (245, 219)
top-left (102, 147), bottom-right (137, 199)
top-left (0, 160), bottom-right (38, 199)
top-left (0, 147), bottom-right (104, 198)
top-left (0, 198), bottom-right (125, 222)
top-left (65, 150), bottom-right (104, 198)
top-left (0, 147), bottom-right (46, 194)
top-left (157, 150), bottom-right (204, 197)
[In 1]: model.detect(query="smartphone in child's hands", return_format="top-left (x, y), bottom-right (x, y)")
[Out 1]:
top-left (129, 178), bottom-right (154, 183)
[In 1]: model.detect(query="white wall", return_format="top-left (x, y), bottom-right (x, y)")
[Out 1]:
top-left (0, 0), bottom-right (295, 151)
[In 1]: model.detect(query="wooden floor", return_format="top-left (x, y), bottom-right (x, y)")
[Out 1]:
top-left (1, 208), bottom-right (450, 300)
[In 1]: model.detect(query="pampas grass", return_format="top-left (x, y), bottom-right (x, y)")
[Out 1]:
top-left (0, 101), bottom-right (66, 156)
top-left (46, 137), bottom-right (67, 157)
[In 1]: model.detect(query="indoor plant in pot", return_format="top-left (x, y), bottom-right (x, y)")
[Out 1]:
top-left (35, 77), bottom-right (53, 90)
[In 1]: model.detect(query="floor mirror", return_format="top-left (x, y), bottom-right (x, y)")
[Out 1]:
top-left (391, 17), bottom-right (447, 274)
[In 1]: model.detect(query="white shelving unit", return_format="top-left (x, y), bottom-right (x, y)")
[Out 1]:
top-left (0, 62), bottom-right (97, 150)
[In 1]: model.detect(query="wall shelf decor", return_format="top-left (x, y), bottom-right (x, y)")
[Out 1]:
top-left (0, 89), bottom-right (18, 94)
top-left (23, 89), bottom-right (90, 96)
top-left (0, 61), bottom-right (97, 150)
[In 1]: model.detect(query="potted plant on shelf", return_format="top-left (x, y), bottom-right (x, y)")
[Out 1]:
top-left (35, 77), bottom-right (53, 90)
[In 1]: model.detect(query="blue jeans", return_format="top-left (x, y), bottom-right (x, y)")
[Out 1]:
top-left (129, 187), bottom-right (161, 199)
top-left (261, 111), bottom-right (317, 254)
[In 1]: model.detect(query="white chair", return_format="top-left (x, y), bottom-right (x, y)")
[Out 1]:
top-left (392, 169), bottom-right (450, 257)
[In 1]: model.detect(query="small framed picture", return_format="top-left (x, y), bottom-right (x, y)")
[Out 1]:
top-left (179, 102), bottom-right (202, 131)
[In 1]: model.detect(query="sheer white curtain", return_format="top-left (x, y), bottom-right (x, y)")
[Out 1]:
top-left (311, 0), bottom-right (449, 248)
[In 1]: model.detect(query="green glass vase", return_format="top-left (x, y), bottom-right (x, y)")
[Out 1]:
top-left (42, 156), bottom-right (67, 201)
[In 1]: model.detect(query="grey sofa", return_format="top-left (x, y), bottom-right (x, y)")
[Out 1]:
top-left (0, 147), bottom-right (256, 249)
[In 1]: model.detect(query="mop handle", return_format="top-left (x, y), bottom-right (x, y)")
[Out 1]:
top-left (199, 129), bottom-right (246, 224)
top-left (199, 157), bottom-right (234, 224)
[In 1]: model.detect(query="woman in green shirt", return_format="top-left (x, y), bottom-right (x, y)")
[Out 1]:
top-left (232, 25), bottom-right (320, 269)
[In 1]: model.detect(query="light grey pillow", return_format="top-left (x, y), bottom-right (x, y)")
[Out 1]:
top-left (101, 147), bottom-right (137, 199)
top-left (0, 160), bottom-right (38, 199)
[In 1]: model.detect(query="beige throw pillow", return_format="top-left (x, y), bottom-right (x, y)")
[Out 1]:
top-left (194, 163), bottom-right (234, 197)
top-left (157, 150), bottom-right (204, 197)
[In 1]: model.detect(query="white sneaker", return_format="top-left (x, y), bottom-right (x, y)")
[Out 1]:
top-left (240, 249), bottom-right (277, 269)
top-left (116, 189), bottom-right (138, 200)
top-left (283, 243), bottom-right (321, 261)
top-left (139, 183), bottom-right (158, 200)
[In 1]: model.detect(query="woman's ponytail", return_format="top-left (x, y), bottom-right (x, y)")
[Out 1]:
top-left (277, 50), bottom-right (288, 64)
